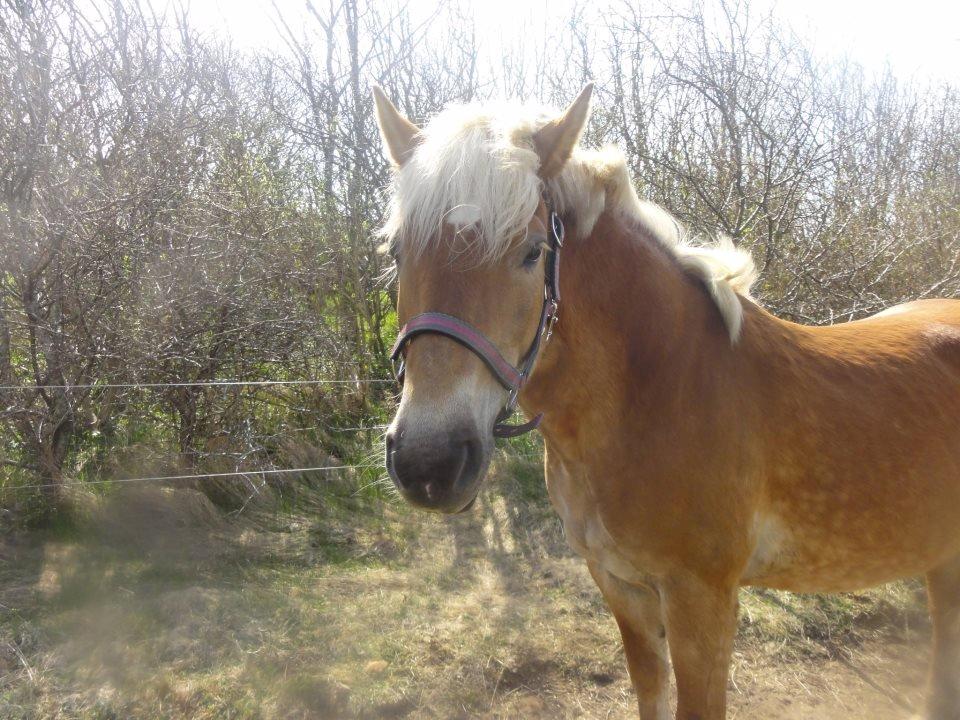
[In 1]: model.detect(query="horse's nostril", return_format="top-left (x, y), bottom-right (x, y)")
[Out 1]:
top-left (385, 430), bottom-right (403, 486)
top-left (463, 436), bottom-right (481, 473)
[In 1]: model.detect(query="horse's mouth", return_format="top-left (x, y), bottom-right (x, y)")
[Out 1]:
top-left (456, 493), bottom-right (478, 514)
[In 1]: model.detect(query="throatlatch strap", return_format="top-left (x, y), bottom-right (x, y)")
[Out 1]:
top-left (493, 412), bottom-right (543, 438)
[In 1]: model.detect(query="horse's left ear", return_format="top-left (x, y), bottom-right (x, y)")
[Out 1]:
top-left (533, 83), bottom-right (594, 178)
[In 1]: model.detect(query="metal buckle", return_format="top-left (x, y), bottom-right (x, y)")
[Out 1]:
top-left (550, 212), bottom-right (564, 246)
top-left (391, 359), bottom-right (405, 385)
top-left (544, 300), bottom-right (560, 342)
top-left (390, 349), bottom-right (406, 385)
top-left (505, 385), bottom-right (520, 414)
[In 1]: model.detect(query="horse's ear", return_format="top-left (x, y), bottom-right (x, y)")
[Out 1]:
top-left (372, 86), bottom-right (421, 166)
top-left (533, 83), bottom-right (594, 178)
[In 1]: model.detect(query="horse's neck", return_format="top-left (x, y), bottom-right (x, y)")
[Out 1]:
top-left (522, 209), bottom-right (740, 449)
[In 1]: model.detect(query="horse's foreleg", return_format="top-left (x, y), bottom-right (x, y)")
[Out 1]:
top-left (661, 573), bottom-right (738, 720)
top-left (588, 562), bottom-right (671, 720)
top-left (927, 553), bottom-right (960, 720)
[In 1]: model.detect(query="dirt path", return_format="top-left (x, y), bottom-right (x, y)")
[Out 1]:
top-left (728, 639), bottom-right (927, 719)
top-left (0, 483), bottom-right (933, 719)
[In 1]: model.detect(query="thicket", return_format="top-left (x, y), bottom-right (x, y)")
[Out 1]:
top-left (1, 0), bottom-right (957, 521)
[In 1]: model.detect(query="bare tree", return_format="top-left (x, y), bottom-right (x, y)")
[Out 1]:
top-left (1, 0), bottom-right (957, 517)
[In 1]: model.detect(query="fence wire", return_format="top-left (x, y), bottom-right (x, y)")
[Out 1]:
top-left (0, 379), bottom-right (392, 391)
top-left (3, 463), bottom-right (383, 493)
top-left (0, 378), bottom-right (393, 493)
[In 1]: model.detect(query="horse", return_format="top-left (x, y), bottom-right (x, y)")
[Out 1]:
top-left (374, 83), bottom-right (960, 720)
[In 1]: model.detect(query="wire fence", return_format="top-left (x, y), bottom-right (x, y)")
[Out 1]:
top-left (0, 378), bottom-right (392, 494)
top-left (0, 378), bottom-right (393, 391)
top-left (3, 463), bottom-right (383, 493)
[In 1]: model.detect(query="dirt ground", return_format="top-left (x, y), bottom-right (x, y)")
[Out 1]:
top-left (0, 476), bottom-right (933, 719)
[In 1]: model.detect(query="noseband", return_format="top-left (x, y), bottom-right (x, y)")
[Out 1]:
top-left (390, 206), bottom-right (564, 438)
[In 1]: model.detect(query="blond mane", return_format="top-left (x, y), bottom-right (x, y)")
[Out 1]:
top-left (381, 101), bottom-right (757, 342)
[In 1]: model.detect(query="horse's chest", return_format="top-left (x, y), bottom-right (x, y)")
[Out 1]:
top-left (545, 456), bottom-right (654, 584)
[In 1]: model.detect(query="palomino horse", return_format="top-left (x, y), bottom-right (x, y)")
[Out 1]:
top-left (375, 83), bottom-right (960, 719)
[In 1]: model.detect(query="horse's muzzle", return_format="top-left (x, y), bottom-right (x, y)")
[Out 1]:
top-left (385, 424), bottom-right (487, 513)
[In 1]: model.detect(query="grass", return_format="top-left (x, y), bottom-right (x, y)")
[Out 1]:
top-left (0, 445), bottom-right (933, 719)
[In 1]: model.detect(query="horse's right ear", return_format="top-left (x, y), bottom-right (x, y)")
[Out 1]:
top-left (372, 86), bottom-right (421, 167)
top-left (533, 83), bottom-right (594, 178)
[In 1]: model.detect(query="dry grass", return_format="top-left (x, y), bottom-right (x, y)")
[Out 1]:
top-left (0, 453), bottom-right (932, 719)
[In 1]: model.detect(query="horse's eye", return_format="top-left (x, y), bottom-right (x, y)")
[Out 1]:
top-left (522, 245), bottom-right (543, 268)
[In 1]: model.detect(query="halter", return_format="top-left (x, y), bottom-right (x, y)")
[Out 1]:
top-left (390, 204), bottom-right (564, 438)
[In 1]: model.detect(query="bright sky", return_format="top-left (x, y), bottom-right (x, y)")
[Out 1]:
top-left (770, 0), bottom-right (959, 82)
top-left (185, 0), bottom-right (959, 83)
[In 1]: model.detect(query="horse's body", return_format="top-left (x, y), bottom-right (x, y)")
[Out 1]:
top-left (533, 211), bottom-right (960, 595)
top-left (529, 209), bottom-right (960, 718)
top-left (375, 84), bottom-right (960, 719)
